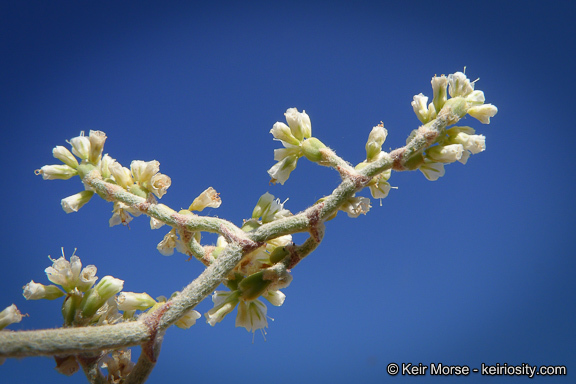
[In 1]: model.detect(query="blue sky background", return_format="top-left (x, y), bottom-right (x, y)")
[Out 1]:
top-left (2, 1), bottom-right (575, 383)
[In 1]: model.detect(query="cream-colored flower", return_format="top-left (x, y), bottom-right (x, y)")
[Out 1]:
top-left (52, 146), bottom-right (78, 168)
top-left (69, 134), bottom-right (91, 161)
top-left (448, 72), bottom-right (474, 97)
top-left (117, 292), bottom-right (156, 312)
top-left (189, 187), bottom-right (221, 211)
top-left (23, 280), bottom-right (65, 300)
top-left (109, 202), bottom-right (141, 227)
top-left (109, 162), bottom-right (134, 189)
top-left (270, 122), bottom-right (301, 147)
top-left (149, 173), bottom-right (171, 198)
top-left (175, 309), bottom-right (201, 329)
top-left (61, 190), bottom-right (94, 213)
top-left (365, 124), bottom-right (387, 161)
top-left (467, 104), bottom-right (498, 124)
top-left (339, 196), bottom-right (371, 218)
top-left (205, 290), bottom-right (240, 326)
top-left (419, 160), bottom-right (445, 181)
top-left (0, 304), bottom-right (23, 330)
top-left (267, 154), bottom-right (299, 185)
top-left (411, 93), bottom-right (434, 124)
top-left (431, 74), bottom-right (448, 112)
top-left (35, 164), bottom-right (78, 180)
top-left (426, 144), bottom-right (464, 163)
top-left (88, 130), bottom-right (107, 164)
top-left (284, 108), bottom-right (312, 141)
top-left (236, 299), bottom-right (268, 333)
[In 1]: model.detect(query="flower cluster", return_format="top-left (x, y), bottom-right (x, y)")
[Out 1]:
top-left (409, 71), bottom-right (497, 181)
top-left (268, 108), bottom-right (328, 184)
top-left (156, 187), bottom-right (222, 257)
top-left (204, 193), bottom-right (292, 333)
top-left (411, 71), bottom-right (497, 126)
top-left (355, 123), bottom-right (393, 205)
top-left (35, 131), bottom-right (172, 226)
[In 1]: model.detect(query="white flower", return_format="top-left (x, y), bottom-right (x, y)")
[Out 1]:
top-left (23, 280), bottom-right (65, 300)
top-left (267, 154), bottom-right (299, 185)
top-left (157, 229), bottom-right (186, 256)
top-left (284, 108), bottom-right (312, 141)
top-left (149, 173), bottom-right (171, 198)
top-left (130, 160), bottom-right (159, 185)
top-left (411, 93), bottom-right (434, 124)
top-left (339, 196), bottom-right (371, 218)
top-left (69, 134), bottom-right (91, 161)
top-left (467, 104), bottom-right (498, 124)
top-left (61, 190), bottom-right (95, 213)
top-left (0, 304), bottom-right (23, 330)
top-left (450, 131), bottom-right (486, 154)
top-left (45, 253), bottom-right (96, 292)
top-left (189, 187), bottom-right (222, 211)
top-left (426, 144), bottom-right (464, 163)
top-left (150, 217), bottom-right (165, 229)
top-left (252, 192), bottom-right (292, 223)
top-left (419, 160), bottom-right (445, 181)
top-left (431, 74), bottom-right (448, 112)
top-left (35, 164), bottom-right (78, 180)
top-left (109, 202), bottom-right (141, 227)
top-left (448, 72), bottom-right (474, 97)
top-left (205, 290), bottom-right (240, 326)
top-left (109, 162), bottom-right (134, 189)
top-left (236, 299), bottom-right (268, 333)
top-left (465, 90), bottom-right (485, 106)
top-left (52, 146), bottom-right (78, 168)
top-left (369, 173), bottom-right (391, 199)
top-left (175, 309), bottom-right (201, 329)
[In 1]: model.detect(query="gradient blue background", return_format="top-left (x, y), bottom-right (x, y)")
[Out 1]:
top-left (2, 1), bottom-right (575, 383)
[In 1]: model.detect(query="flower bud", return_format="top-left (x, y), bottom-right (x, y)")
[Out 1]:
top-left (88, 130), bottom-right (107, 164)
top-left (52, 146), bottom-right (78, 168)
top-left (79, 276), bottom-right (124, 319)
top-left (61, 190), bottom-right (94, 213)
top-left (431, 75), bottom-right (448, 113)
top-left (270, 122), bottom-right (301, 146)
top-left (35, 164), bottom-right (78, 180)
top-left (365, 125), bottom-right (387, 161)
top-left (69, 135), bottom-right (91, 161)
top-left (284, 108), bottom-right (312, 141)
top-left (117, 292), bottom-right (156, 312)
